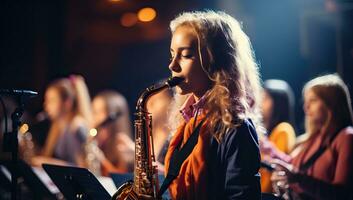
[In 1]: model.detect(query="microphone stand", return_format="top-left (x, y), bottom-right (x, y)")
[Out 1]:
top-left (2, 96), bottom-right (25, 200)
top-left (1, 90), bottom-right (37, 200)
top-left (10, 96), bottom-right (25, 200)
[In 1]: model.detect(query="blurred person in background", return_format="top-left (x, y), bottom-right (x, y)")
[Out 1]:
top-left (29, 75), bottom-right (91, 168)
top-left (260, 79), bottom-right (296, 193)
top-left (90, 90), bottom-right (134, 176)
top-left (269, 74), bottom-right (353, 200)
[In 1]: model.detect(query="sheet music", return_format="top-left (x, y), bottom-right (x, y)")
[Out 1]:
top-left (97, 176), bottom-right (117, 196)
top-left (31, 166), bottom-right (61, 194)
top-left (0, 165), bottom-right (11, 180)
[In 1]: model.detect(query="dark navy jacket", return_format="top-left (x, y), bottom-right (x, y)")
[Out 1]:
top-left (207, 119), bottom-right (261, 199)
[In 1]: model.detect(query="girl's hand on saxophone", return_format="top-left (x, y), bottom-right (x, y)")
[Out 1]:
top-left (270, 158), bottom-right (301, 194)
top-left (271, 159), bottom-right (299, 183)
top-left (270, 159), bottom-right (293, 198)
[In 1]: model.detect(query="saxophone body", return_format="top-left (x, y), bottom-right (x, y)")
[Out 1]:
top-left (112, 77), bottom-right (183, 200)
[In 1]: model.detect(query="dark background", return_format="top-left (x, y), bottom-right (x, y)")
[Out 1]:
top-left (1, 0), bottom-right (352, 134)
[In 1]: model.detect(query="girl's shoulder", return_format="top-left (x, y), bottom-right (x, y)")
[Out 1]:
top-left (338, 126), bottom-right (353, 136)
top-left (333, 126), bottom-right (353, 146)
top-left (221, 119), bottom-right (258, 144)
top-left (325, 126), bottom-right (353, 156)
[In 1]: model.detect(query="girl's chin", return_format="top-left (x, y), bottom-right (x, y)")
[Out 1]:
top-left (175, 86), bottom-right (182, 94)
top-left (175, 86), bottom-right (190, 95)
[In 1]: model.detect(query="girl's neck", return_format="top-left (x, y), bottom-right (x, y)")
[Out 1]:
top-left (193, 82), bottom-right (213, 101)
top-left (193, 88), bottom-right (211, 102)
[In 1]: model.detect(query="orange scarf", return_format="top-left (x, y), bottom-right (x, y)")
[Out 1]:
top-left (164, 114), bottom-right (211, 200)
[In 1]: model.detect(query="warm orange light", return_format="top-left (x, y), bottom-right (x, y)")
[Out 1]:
top-left (137, 7), bottom-right (157, 22)
top-left (108, 0), bottom-right (121, 3)
top-left (121, 12), bottom-right (138, 27)
top-left (19, 123), bottom-right (29, 134)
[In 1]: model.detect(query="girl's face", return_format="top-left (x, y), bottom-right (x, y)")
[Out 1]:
top-left (169, 25), bottom-right (211, 98)
top-left (303, 89), bottom-right (329, 133)
top-left (92, 97), bottom-right (108, 128)
top-left (261, 90), bottom-right (273, 126)
top-left (44, 88), bottom-right (64, 120)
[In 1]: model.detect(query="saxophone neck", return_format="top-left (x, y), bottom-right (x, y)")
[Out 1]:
top-left (136, 84), bottom-right (168, 112)
top-left (136, 76), bottom-right (184, 112)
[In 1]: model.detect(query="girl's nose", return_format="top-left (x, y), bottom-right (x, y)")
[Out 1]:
top-left (168, 57), bottom-right (181, 72)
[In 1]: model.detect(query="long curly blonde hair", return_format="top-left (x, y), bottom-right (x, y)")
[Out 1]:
top-left (168, 11), bottom-right (264, 141)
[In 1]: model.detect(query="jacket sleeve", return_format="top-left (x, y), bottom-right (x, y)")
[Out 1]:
top-left (222, 120), bottom-right (261, 199)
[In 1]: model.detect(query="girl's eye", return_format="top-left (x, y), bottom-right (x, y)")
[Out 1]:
top-left (182, 54), bottom-right (193, 59)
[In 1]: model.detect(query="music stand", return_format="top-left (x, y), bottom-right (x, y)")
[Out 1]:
top-left (17, 160), bottom-right (58, 200)
top-left (0, 165), bottom-right (11, 190)
top-left (42, 164), bottom-right (111, 200)
top-left (1, 160), bottom-right (57, 200)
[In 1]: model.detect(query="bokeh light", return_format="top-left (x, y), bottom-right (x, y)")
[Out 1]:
top-left (89, 128), bottom-right (98, 137)
top-left (121, 12), bottom-right (138, 27)
top-left (19, 123), bottom-right (29, 134)
top-left (137, 7), bottom-right (157, 22)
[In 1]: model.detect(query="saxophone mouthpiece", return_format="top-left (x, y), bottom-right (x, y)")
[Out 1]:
top-left (166, 76), bottom-right (184, 87)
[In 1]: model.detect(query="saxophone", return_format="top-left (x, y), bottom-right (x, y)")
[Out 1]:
top-left (112, 76), bottom-right (184, 200)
